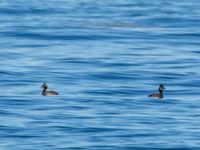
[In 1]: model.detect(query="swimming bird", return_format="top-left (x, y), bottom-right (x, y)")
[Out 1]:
top-left (41, 83), bottom-right (59, 96)
top-left (148, 84), bottom-right (165, 99)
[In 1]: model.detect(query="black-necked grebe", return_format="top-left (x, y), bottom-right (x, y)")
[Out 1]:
top-left (148, 84), bottom-right (165, 99)
top-left (41, 83), bottom-right (59, 96)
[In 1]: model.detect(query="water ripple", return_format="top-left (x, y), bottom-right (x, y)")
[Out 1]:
top-left (0, 0), bottom-right (200, 149)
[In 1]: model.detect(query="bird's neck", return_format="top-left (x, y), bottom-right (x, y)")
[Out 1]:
top-left (159, 90), bottom-right (163, 95)
top-left (42, 88), bottom-right (47, 95)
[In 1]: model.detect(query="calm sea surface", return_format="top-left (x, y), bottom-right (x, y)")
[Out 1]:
top-left (0, 0), bottom-right (200, 149)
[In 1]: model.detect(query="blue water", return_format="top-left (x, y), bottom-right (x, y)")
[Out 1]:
top-left (0, 0), bottom-right (200, 149)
